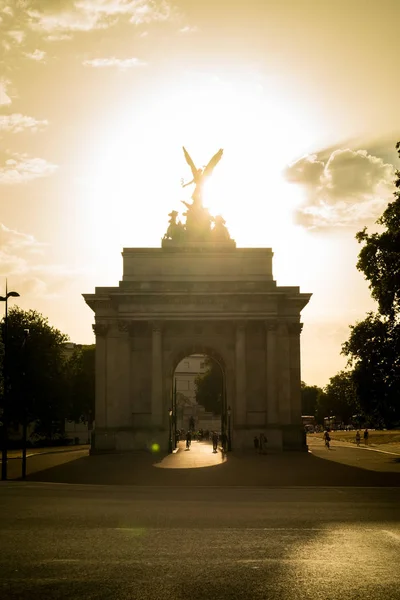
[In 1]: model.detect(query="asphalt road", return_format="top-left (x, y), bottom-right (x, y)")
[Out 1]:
top-left (1, 441), bottom-right (400, 599)
top-left (0, 483), bottom-right (399, 600)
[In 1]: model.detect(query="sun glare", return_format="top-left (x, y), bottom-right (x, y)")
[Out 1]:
top-left (83, 71), bottom-right (319, 260)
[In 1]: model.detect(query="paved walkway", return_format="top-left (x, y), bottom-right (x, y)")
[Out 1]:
top-left (156, 439), bottom-right (226, 469)
top-left (15, 437), bottom-right (400, 487)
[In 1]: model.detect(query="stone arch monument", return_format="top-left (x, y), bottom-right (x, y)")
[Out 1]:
top-left (83, 148), bottom-right (311, 452)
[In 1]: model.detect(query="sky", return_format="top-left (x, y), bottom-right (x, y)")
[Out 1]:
top-left (1, 0), bottom-right (399, 386)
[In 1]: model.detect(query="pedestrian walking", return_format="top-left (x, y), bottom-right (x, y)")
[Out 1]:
top-left (254, 436), bottom-right (259, 452)
top-left (324, 429), bottom-right (331, 449)
top-left (186, 430), bottom-right (192, 450)
top-left (212, 431), bottom-right (218, 453)
top-left (355, 430), bottom-right (361, 446)
top-left (221, 432), bottom-right (227, 452)
top-left (260, 433), bottom-right (268, 454)
top-left (364, 428), bottom-right (369, 445)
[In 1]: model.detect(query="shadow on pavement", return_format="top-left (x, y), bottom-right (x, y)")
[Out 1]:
top-left (24, 449), bottom-right (400, 487)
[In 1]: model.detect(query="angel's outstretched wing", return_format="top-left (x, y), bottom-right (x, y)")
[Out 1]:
top-left (203, 148), bottom-right (223, 177)
top-left (183, 147), bottom-right (198, 179)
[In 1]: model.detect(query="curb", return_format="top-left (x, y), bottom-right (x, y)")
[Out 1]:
top-left (5, 446), bottom-right (90, 460)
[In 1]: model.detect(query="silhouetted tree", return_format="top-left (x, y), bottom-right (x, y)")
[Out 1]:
top-left (300, 381), bottom-right (322, 416)
top-left (0, 307), bottom-right (69, 437)
top-left (341, 142), bottom-right (400, 427)
top-left (195, 357), bottom-right (223, 414)
top-left (356, 141), bottom-right (400, 320)
top-left (342, 314), bottom-right (400, 427)
top-left (66, 345), bottom-right (95, 424)
top-left (322, 371), bottom-right (359, 424)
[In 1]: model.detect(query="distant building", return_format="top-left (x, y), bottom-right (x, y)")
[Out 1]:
top-left (174, 355), bottom-right (221, 430)
top-left (62, 342), bottom-right (80, 360)
top-left (174, 354), bottom-right (207, 405)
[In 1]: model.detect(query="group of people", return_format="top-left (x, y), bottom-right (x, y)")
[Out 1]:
top-left (323, 428), bottom-right (370, 449)
top-left (356, 428), bottom-right (369, 446)
top-left (253, 433), bottom-right (268, 454)
top-left (182, 429), bottom-right (224, 453)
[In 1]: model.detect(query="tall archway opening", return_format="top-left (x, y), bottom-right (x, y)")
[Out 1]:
top-left (170, 349), bottom-right (228, 451)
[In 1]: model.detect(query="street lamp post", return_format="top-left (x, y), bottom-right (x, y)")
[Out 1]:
top-left (21, 328), bottom-right (29, 479)
top-left (173, 378), bottom-right (177, 449)
top-left (168, 408), bottom-right (173, 453)
top-left (227, 405), bottom-right (232, 451)
top-left (0, 283), bottom-right (20, 481)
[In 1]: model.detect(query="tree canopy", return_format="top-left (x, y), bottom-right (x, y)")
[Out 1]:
top-left (1, 307), bottom-right (69, 436)
top-left (341, 142), bottom-right (400, 427)
top-left (342, 313), bottom-right (400, 427)
top-left (194, 357), bottom-right (223, 414)
top-left (300, 381), bottom-right (322, 416)
top-left (65, 345), bottom-right (95, 424)
top-left (356, 141), bottom-right (400, 320)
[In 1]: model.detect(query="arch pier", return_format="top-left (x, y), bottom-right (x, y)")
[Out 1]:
top-left (83, 241), bottom-right (311, 452)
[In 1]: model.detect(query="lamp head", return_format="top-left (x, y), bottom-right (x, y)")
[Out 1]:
top-left (7, 291), bottom-right (20, 298)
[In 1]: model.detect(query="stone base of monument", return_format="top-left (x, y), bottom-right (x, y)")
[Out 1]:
top-left (229, 426), bottom-right (307, 452)
top-left (90, 428), bottom-right (172, 454)
top-left (282, 425), bottom-right (308, 451)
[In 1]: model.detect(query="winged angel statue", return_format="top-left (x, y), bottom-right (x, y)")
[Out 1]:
top-left (162, 146), bottom-right (232, 244)
top-left (181, 147), bottom-right (223, 206)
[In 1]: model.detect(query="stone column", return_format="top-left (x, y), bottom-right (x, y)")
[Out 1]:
top-left (235, 321), bottom-right (246, 425)
top-left (151, 322), bottom-right (163, 428)
top-left (266, 321), bottom-right (278, 424)
top-left (277, 321), bottom-right (291, 424)
top-left (92, 323), bottom-right (108, 429)
top-left (289, 323), bottom-right (303, 424)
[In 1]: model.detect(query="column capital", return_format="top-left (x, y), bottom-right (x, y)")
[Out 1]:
top-left (117, 320), bottom-right (130, 333)
top-left (92, 323), bottom-right (108, 337)
top-left (288, 322), bottom-right (303, 335)
top-left (236, 320), bottom-right (246, 331)
top-left (277, 320), bottom-right (289, 334)
top-left (265, 320), bottom-right (278, 332)
top-left (151, 320), bottom-right (163, 333)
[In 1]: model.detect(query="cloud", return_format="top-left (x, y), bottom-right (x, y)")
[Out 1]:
top-left (0, 223), bottom-right (46, 255)
top-left (2, 5), bottom-right (13, 17)
top-left (0, 153), bottom-right (58, 184)
top-left (25, 49), bottom-right (47, 61)
top-left (284, 148), bottom-right (395, 230)
top-left (0, 222), bottom-right (79, 300)
top-left (27, 0), bottom-right (174, 34)
top-left (0, 79), bottom-right (12, 106)
top-left (7, 30), bottom-right (25, 44)
top-left (0, 114), bottom-right (49, 133)
top-left (45, 33), bottom-right (73, 41)
top-left (82, 56), bottom-right (146, 69)
top-left (179, 25), bottom-right (198, 33)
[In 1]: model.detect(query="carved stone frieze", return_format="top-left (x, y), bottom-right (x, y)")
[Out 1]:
top-left (93, 300), bottom-right (113, 311)
top-left (118, 294), bottom-right (275, 308)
